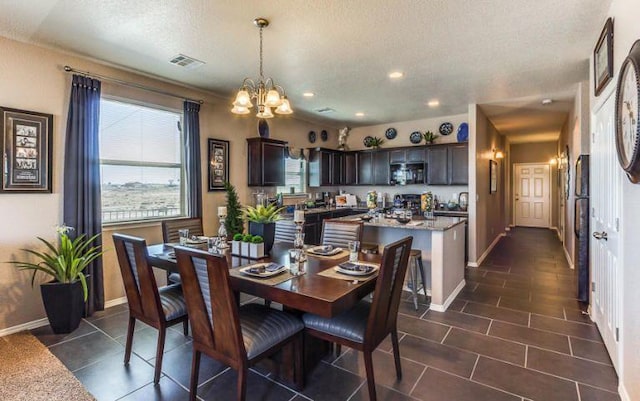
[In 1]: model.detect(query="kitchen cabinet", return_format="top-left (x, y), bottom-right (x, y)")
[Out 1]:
top-left (308, 148), bottom-right (343, 187)
top-left (357, 151), bottom-right (374, 185)
top-left (389, 149), bottom-right (406, 164)
top-left (343, 152), bottom-right (358, 185)
top-left (373, 150), bottom-right (390, 185)
top-left (247, 137), bottom-right (287, 187)
top-left (426, 143), bottom-right (468, 185)
top-left (389, 148), bottom-right (426, 164)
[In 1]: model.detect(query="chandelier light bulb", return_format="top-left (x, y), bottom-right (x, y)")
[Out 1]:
top-left (275, 97), bottom-right (293, 115)
top-left (233, 89), bottom-right (252, 108)
top-left (256, 106), bottom-right (274, 119)
top-left (231, 105), bottom-right (250, 114)
top-left (265, 89), bottom-right (282, 107)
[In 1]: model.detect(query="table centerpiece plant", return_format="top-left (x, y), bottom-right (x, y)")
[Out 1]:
top-left (10, 225), bottom-right (104, 333)
top-left (243, 204), bottom-right (284, 254)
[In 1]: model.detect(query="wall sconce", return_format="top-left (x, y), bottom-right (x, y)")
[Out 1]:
top-left (493, 149), bottom-right (504, 159)
top-left (549, 157), bottom-right (558, 165)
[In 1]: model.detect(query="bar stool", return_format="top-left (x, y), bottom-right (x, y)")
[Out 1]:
top-left (408, 249), bottom-right (429, 310)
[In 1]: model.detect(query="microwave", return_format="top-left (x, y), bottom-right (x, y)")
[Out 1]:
top-left (390, 163), bottom-right (425, 185)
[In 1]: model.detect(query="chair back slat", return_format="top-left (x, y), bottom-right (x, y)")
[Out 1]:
top-left (162, 218), bottom-right (204, 243)
top-left (274, 220), bottom-right (298, 244)
top-left (175, 247), bottom-right (246, 364)
top-left (320, 220), bottom-right (363, 248)
top-left (365, 236), bottom-right (413, 345)
top-left (113, 233), bottom-right (163, 323)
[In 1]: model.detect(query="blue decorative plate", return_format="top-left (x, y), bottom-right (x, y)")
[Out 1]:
top-left (410, 131), bottom-right (422, 144)
top-left (439, 122), bottom-right (454, 136)
top-left (363, 136), bottom-right (374, 147)
top-left (308, 130), bottom-right (316, 143)
top-left (321, 130), bottom-right (328, 141)
top-left (385, 127), bottom-right (397, 140)
top-left (457, 122), bottom-right (469, 142)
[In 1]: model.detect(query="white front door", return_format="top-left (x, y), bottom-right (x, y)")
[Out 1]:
top-left (591, 93), bottom-right (621, 371)
top-left (514, 164), bottom-right (551, 227)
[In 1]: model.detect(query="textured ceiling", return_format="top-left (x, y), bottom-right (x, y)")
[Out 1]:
top-left (0, 0), bottom-right (611, 135)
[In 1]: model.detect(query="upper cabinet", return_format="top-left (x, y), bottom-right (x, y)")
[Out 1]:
top-left (308, 148), bottom-right (344, 187)
top-left (372, 150), bottom-right (390, 185)
top-left (247, 138), bottom-right (287, 187)
top-left (426, 143), bottom-right (468, 185)
top-left (343, 152), bottom-right (358, 185)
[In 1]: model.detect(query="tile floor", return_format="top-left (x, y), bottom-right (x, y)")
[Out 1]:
top-left (32, 227), bottom-right (621, 401)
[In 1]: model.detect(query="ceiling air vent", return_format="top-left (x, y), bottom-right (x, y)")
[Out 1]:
top-left (169, 54), bottom-right (205, 70)
top-left (315, 107), bottom-right (336, 114)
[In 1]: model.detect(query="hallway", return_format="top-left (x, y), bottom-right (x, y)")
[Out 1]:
top-left (31, 227), bottom-right (621, 401)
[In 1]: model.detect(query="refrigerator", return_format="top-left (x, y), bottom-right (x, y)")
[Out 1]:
top-left (574, 155), bottom-right (589, 302)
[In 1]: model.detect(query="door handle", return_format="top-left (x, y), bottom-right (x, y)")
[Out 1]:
top-left (592, 231), bottom-right (608, 241)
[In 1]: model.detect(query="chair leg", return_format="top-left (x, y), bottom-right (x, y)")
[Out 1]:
top-left (417, 256), bottom-right (428, 301)
top-left (391, 330), bottom-right (403, 380)
top-left (237, 366), bottom-right (247, 401)
top-left (124, 316), bottom-right (136, 364)
top-left (190, 350), bottom-right (201, 401)
top-left (154, 327), bottom-right (167, 384)
top-left (335, 344), bottom-right (342, 356)
top-left (182, 319), bottom-right (189, 336)
top-left (363, 350), bottom-right (377, 401)
top-left (410, 257), bottom-right (419, 310)
top-left (293, 333), bottom-right (304, 390)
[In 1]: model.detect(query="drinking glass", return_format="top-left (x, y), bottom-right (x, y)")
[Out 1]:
top-left (348, 240), bottom-right (360, 262)
top-left (207, 237), bottom-right (217, 253)
top-left (178, 229), bottom-right (189, 245)
top-left (289, 249), bottom-right (302, 275)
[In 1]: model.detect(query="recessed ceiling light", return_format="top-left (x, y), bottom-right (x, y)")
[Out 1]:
top-left (303, 92), bottom-right (315, 97)
top-left (427, 100), bottom-right (440, 107)
top-left (541, 98), bottom-right (553, 105)
top-left (388, 71), bottom-right (404, 79)
top-left (355, 112), bottom-right (365, 117)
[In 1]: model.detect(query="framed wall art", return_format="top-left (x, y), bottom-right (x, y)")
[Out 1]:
top-left (489, 160), bottom-right (498, 194)
top-left (207, 138), bottom-right (229, 191)
top-left (0, 107), bottom-right (53, 193)
top-left (594, 17), bottom-right (614, 96)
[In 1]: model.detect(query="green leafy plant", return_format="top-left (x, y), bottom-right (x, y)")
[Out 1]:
top-left (224, 182), bottom-right (244, 238)
top-left (232, 233), bottom-right (244, 241)
top-left (9, 225), bottom-right (104, 301)
top-left (243, 204), bottom-right (284, 224)
top-left (242, 234), bottom-right (253, 242)
top-left (423, 130), bottom-right (438, 144)
top-left (250, 235), bottom-right (264, 244)
top-left (369, 136), bottom-right (384, 148)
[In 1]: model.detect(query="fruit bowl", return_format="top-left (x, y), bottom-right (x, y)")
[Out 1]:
top-left (360, 215), bottom-right (373, 222)
top-left (396, 217), bottom-right (411, 225)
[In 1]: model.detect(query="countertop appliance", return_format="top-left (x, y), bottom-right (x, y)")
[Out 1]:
top-left (335, 194), bottom-right (357, 208)
top-left (574, 155), bottom-right (589, 302)
top-left (390, 163), bottom-right (425, 185)
top-left (392, 194), bottom-right (422, 214)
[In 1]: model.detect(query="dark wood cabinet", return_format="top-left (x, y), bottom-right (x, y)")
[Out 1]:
top-left (426, 143), bottom-right (468, 185)
top-left (343, 152), bottom-right (358, 185)
top-left (407, 148), bottom-right (426, 163)
top-left (389, 149), bottom-right (406, 164)
top-left (331, 152), bottom-right (343, 185)
top-left (247, 138), bottom-right (287, 187)
top-left (308, 148), bottom-right (344, 187)
top-left (357, 151), bottom-right (374, 185)
top-left (373, 150), bottom-right (390, 185)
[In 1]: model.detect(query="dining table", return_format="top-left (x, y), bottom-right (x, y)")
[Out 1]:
top-left (146, 241), bottom-right (381, 318)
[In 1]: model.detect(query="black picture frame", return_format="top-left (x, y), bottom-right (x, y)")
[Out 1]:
top-left (594, 17), bottom-right (614, 96)
top-left (207, 138), bottom-right (229, 191)
top-left (489, 160), bottom-right (498, 194)
top-left (0, 107), bottom-right (53, 193)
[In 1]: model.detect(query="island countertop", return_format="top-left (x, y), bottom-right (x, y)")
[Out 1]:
top-left (330, 214), bottom-right (466, 231)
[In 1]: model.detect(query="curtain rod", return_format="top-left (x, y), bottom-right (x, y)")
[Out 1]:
top-left (63, 66), bottom-right (204, 104)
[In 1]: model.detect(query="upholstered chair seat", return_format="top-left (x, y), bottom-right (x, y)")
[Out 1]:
top-left (302, 300), bottom-right (370, 343)
top-left (238, 303), bottom-right (304, 359)
top-left (158, 284), bottom-right (188, 321)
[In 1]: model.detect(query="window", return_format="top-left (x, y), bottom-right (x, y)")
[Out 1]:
top-left (277, 157), bottom-right (306, 194)
top-left (99, 99), bottom-right (184, 224)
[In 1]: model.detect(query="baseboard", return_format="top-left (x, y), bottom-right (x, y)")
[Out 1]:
top-left (104, 296), bottom-right (127, 309)
top-left (475, 233), bottom-right (506, 267)
top-left (550, 226), bottom-right (560, 238)
top-left (467, 261), bottom-right (479, 267)
top-left (505, 226), bottom-right (511, 231)
top-left (563, 244), bottom-right (575, 270)
top-left (430, 279), bottom-right (465, 312)
top-left (0, 317), bottom-right (49, 337)
top-left (619, 382), bottom-right (631, 401)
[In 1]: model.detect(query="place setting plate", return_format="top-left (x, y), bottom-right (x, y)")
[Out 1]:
top-left (306, 245), bottom-right (343, 256)
top-left (335, 261), bottom-right (379, 276)
top-left (239, 262), bottom-right (287, 278)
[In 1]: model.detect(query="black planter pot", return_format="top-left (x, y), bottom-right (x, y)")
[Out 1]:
top-left (248, 222), bottom-right (275, 254)
top-left (40, 280), bottom-right (84, 334)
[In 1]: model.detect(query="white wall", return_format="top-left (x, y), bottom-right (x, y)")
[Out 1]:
top-left (0, 36), bottom-right (334, 331)
top-left (594, 1), bottom-right (640, 399)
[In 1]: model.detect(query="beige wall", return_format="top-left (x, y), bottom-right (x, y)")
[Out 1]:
top-left (0, 36), bottom-right (334, 331)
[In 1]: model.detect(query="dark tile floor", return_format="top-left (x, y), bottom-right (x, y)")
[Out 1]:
top-left (32, 227), bottom-right (621, 401)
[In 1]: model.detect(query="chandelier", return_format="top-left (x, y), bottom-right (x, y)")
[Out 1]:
top-left (231, 18), bottom-right (293, 118)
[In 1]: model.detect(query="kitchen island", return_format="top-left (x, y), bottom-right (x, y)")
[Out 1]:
top-left (331, 214), bottom-right (467, 312)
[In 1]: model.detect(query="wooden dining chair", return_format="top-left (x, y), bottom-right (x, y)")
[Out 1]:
top-left (174, 246), bottom-right (305, 401)
top-left (274, 219), bottom-right (298, 244)
top-left (320, 220), bottom-right (363, 248)
top-left (302, 236), bottom-right (413, 401)
top-left (112, 233), bottom-right (189, 384)
top-left (161, 217), bottom-right (204, 283)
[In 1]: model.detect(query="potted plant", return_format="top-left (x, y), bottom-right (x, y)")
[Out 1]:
top-left (231, 233), bottom-right (243, 255)
top-left (241, 233), bottom-right (253, 255)
top-left (248, 235), bottom-right (265, 258)
top-left (10, 225), bottom-right (104, 334)
top-left (224, 182), bottom-right (244, 239)
top-left (369, 136), bottom-right (384, 149)
top-left (423, 130), bottom-right (438, 144)
top-left (243, 204), bottom-right (284, 253)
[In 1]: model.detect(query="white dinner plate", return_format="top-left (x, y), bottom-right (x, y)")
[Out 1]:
top-left (335, 262), bottom-right (379, 276)
top-left (239, 263), bottom-right (287, 278)
top-left (307, 245), bottom-right (343, 256)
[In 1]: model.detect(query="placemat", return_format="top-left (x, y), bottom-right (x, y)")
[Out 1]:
top-left (229, 266), bottom-right (295, 286)
top-left (317, 267), bottom-right (378, 282)
top-left (306, 249), bottom-right (349, 260)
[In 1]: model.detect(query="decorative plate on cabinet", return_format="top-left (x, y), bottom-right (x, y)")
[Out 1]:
top-left (385, 127), bottom-right (397, 140)
top-left (320, 130), bottom-right (328, 141)
top-left (615, 40), bottom-right (640, 183)
top-left (409, 131), bottom-right (423, 144)
top-left (439, 122), bottom-right (454, 136)
top-left (363, 136), bottom-right (374, 147)
top-left (456, 123), bottom-right (469, 142)
top-left (308, 130), bottom-right (316, 143)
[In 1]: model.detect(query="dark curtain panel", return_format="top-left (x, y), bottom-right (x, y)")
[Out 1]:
top-left (63, 74), bottom-right (103, 315)
top-left (184, 101), bottom-right (202, 217)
